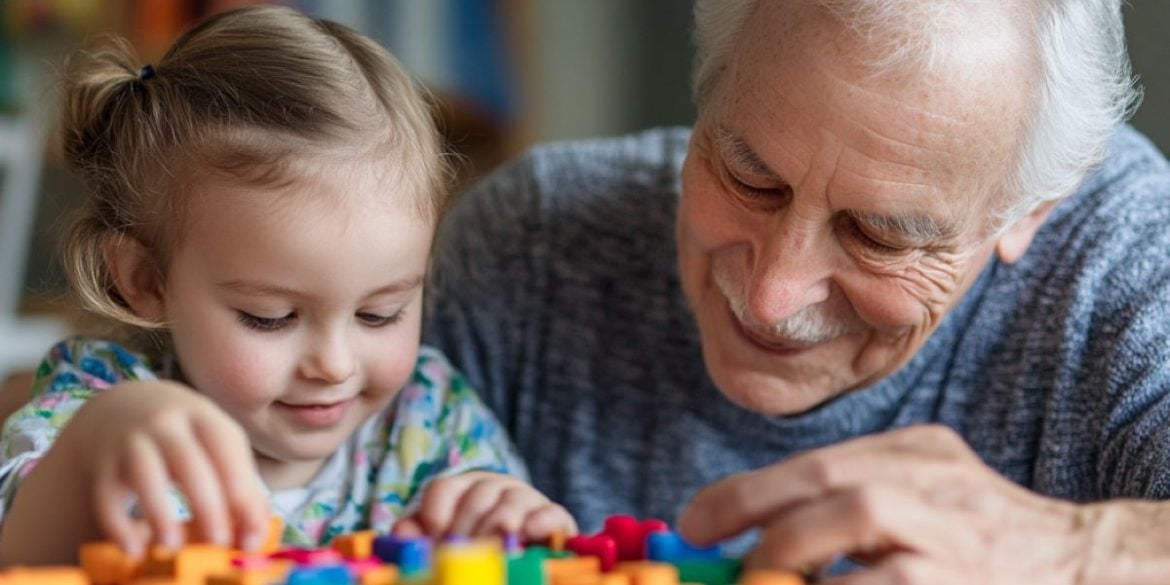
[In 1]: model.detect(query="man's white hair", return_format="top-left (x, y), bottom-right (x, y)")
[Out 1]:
top-left (692, 0), bottom-right (1141, 228)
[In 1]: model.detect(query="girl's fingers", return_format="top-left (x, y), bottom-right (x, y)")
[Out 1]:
top-left (121, 435), bottom-right (182, 550)
top-left (192, 415), bottom-right (269, 551)
top-left (93, 457), bottom-right (142, 557)
top-left (470, 486), bottom-right (543, 536)
top-left (392, 516), bottom-right (425, 537)
top-left (154, 423), bottom-right (230, 547)
top-left (521, 503), bottom-right (579, 541)
top-left (413, 474), bottom-right (480, 536)
top-left (448, 478), bottom-right (507, 536)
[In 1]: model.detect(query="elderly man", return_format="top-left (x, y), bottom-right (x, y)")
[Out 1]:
top-left (426, 0), bottom-right (1170, 581)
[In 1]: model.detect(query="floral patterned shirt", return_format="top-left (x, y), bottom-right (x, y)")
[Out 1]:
top-left (0, 337), bottom-right (527, 546)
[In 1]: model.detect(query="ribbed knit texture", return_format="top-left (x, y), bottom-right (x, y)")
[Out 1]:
top-left (425, 126), bottom-right (1170, 542)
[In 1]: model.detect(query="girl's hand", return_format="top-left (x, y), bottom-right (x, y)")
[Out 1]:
top-left (60, 380), bottom-right (270, 556)
top-left (393, 471), bottom-right (578, 542)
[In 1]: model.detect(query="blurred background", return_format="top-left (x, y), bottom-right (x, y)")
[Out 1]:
top-left (0, 0), bottom-right (1167, 390)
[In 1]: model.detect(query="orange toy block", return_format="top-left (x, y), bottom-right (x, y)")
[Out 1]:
top-left (548, 531), bottom-right (567, 552)
top-left (80, 542), bottom-right (138, 585)
top-left (260, 516), bottom-right (284, 555)
top-left (613, 561), bottom-right (679, 585)
top-left (357, 565), bottom-right (398, 585)
top-left (0, 568), bottom-right (88, 585)
top-left (546, 556), bottom-right (601, 585)
top-left (332, 530), bottom-right (376, 560)
top-left (738, 569), bottom-right (806, 585)
top-left (554, 574), bottom-right (632, 585)
top-left (137, 544), bottom-right (232, 585)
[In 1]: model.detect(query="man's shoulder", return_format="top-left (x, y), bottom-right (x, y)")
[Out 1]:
top-left (471, 127), bottom-right (692, 203)
top-left (1037, 126), bottom-right (1170, 266)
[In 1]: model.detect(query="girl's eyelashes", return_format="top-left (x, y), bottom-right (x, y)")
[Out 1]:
top-left (357, 310), bottom-right (404, 328)
top-left (236, 310), bottom-right (405, 330)
top-left (237, 311), bottom-right (295, 332)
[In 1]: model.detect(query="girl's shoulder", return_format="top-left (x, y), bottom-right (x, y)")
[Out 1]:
top-left (32, 336), bottom-right (162, 395)
top-left (382, 346), bottom-right (492, 429)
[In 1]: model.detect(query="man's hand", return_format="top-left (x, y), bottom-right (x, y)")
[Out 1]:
top-left (393, 471), bottom-right (578, 541)
top-left (678, 424), bottom-right (1114, 584)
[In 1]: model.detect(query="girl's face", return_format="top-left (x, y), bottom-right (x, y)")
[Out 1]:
top-left (159, 159), bottom-right (434, 489)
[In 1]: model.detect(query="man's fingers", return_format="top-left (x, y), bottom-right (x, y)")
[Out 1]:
top-left (818, 553), bottom-right (950, 585)
top-left (680, 427), bottom-right (971, 545)
top-left (745, 485), bottom-right (970, 572)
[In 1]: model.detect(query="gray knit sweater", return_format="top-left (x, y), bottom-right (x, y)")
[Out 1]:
top-left (424, 126), bottom-right (1170, 538)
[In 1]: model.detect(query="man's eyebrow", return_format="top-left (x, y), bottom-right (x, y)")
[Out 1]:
top-left (846, 210), bottom-right (957, 241)
top-left (714, 126), bottom-right (782, 180)
top-left (218, 275), bottom-right (425, 299)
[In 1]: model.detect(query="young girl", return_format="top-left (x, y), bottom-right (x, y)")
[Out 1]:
top-left (0, 5), bottom-right (575, 565)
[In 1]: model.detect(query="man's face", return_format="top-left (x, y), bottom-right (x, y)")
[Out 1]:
top-left (677, 2), bottom-right (1032, 415)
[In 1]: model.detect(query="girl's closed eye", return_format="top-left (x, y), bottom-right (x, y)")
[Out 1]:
top-left (357, 310), bottom-right (404, 328)
top-left (237, 311), bottom-right (296, 332)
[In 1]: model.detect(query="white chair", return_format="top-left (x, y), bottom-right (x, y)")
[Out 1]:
top-left (0, 115), bottom-right (69, 382)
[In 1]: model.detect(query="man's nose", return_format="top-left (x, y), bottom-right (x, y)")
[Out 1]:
top-left (299, 329), bottom-right (357, 384)
top-left (743, 217), bottom-right (833, 325)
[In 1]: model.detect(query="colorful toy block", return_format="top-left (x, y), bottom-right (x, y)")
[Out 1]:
top-left (0, 514), bottom-right (807, 585)
top-left (645, 532), bottom-right (720, 563)
top-left (564, 535), bottom-right (616, 572)
top-left (599, 516), bottom-right (668, 562)
top-left (371, 535), bottom-right (431, 575)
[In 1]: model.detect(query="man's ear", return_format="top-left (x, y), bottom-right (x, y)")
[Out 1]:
top-left (104, 234), bottom-right (166, 322)
top-left (995, 199), bottom-right (1059, 265)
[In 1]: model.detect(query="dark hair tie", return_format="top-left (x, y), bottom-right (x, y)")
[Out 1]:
top-left (138, 64), bottom-right (156, 81)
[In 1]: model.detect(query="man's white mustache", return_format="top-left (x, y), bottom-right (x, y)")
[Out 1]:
top-left (713, 262), bottom-right (865, 344)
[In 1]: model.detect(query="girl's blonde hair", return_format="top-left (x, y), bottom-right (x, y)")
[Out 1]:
top-left (59, 5), bottom-right (451, 332)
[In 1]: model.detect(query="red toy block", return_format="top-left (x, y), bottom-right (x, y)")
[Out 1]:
top-left (566, 534), bottom-right (618, 571)
top-left (602, 516), bottom-right (669, 561)
top-left (268, 547), bottom-right (343, 566)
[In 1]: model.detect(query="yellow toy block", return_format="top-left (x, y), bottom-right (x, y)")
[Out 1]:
top-left (434, 540), bottom-right (504, 585)
top-left (80, 542), bottom-right (138, 585)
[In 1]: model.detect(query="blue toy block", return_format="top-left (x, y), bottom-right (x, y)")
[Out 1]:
top-left (372, 535), bottom-right (432, 575)
top-left (285, 564), bottom-right (354, 585)
top-left (645, 531), bottom-right (722, 563)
